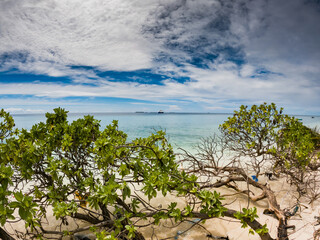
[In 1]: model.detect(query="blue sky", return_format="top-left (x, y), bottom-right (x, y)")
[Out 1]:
top-left (0, 0), bottom-right (320, 114)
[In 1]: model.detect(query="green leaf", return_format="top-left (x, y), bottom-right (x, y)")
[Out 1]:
top-left (14, 192), bottom-right (24, 202)
top-left (19, 207), bottom-right (30, 220)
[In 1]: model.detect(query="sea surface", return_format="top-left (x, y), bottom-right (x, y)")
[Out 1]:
top-left (11, 112), bottom-right (320, 153)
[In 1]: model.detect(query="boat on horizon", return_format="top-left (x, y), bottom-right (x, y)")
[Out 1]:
top-left (158, 110), bottom-right (164, 114)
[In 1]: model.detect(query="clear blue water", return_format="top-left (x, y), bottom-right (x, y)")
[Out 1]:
top-left (11, 113), bottom-right (320, 153)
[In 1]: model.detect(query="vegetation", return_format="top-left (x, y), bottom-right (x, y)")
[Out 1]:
top-left (219, 103), bottom-right (320, 194)
top-left (181, 102), bottom-right (320, 240)
top-left (0, 108), bottom-right (226, 240)
top-left (0, 104), bottom-right (319, 240)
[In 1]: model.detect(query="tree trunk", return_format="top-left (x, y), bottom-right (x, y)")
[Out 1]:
top-left (277, 218), bottom-right (289, 240)
top-left (0, 227), bottom-right (15, 240)
top-left (133, 231), bottom-right (145, 240)
top-left (224, 209), bottom-right (275, 240)
top-left (219, 167), bottom-right (290, 240)
top-left (193, 210), bottom-right (275, 240)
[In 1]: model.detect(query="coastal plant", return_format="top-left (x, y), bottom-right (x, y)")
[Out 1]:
top-left (0, 110), bottom-right (40, 239)
top-left (0, 108), bottom-right (233, 240)
top-left (0, 109), bottom-right (16, 142)
top-left (2, 105), bottom-right (317, 240)
top-left (1, 107), bottom-right (179, 239)
top-left (220, 102), bottom-right (320, 189)
top-left (219, 102), bottom-right (287, 159)
top-left (180, 102), bottom-right (320, 240)
top-left (270, 118), bottom-right (320, 196)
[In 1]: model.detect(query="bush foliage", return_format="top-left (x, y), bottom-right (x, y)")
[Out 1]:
top-left (0, 103), bottom-right (318, 240)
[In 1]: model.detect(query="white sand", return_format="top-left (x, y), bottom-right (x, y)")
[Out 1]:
top-left (4, 175), bottom-right (320, 240)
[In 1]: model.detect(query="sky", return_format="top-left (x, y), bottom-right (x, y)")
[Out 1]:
top-left (0, 0), bottom-right (320, 115)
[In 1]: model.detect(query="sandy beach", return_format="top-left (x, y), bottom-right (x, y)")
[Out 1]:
top-left (4, 173), bottom-right (320, 240)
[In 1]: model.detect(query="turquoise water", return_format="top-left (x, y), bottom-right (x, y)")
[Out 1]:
top-left (11, 113), bottom-right (320, 153)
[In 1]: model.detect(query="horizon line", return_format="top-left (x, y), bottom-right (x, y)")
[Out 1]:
top-left (9, 111), bottom-right (320, 117)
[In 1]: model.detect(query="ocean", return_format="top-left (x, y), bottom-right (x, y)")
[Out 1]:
top-left (11, 112), bottom-right (320, 153)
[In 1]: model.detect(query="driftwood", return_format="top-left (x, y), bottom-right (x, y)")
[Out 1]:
top-left (178, 135), bottom-right (299, 240)
top-left (0, 227), bottom-right (15, 240)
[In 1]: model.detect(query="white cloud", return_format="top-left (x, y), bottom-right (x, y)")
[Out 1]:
top-left (0, 0), bottom-right (320, 114)
top-left (1, 58), bottom-right (319, 113)
top-left (240, 64), bottom-right (255, 78)
top-left (0, 0), bottom-right (160, 71)
top-left (3, 107), bottom-right (45, 114)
